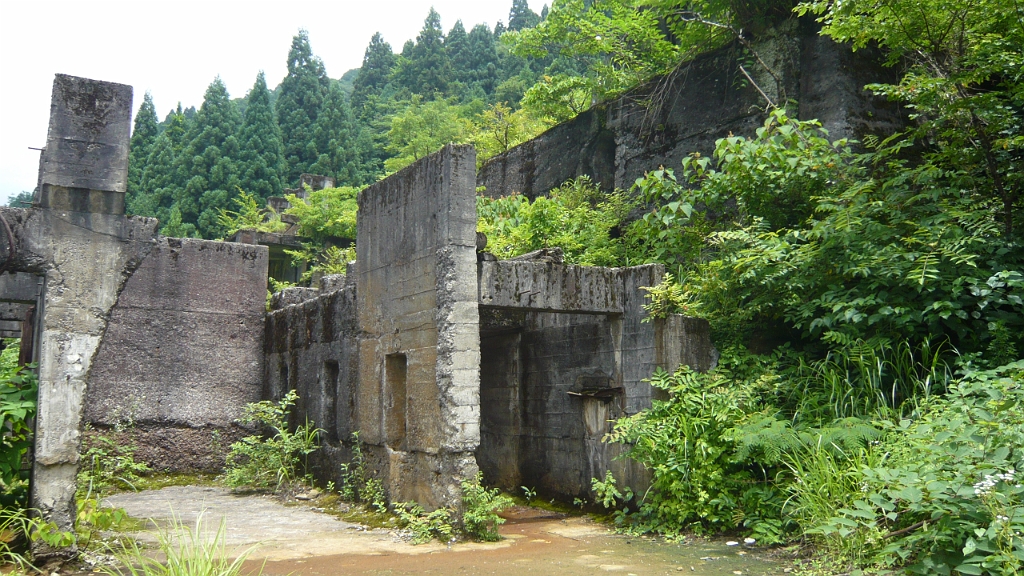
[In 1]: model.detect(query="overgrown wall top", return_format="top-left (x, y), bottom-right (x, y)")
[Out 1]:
top-left (478, 20), bottom-right (901, 198)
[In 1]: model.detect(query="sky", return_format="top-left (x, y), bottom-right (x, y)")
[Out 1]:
top-left (0, 0), bottom-right (544, 203)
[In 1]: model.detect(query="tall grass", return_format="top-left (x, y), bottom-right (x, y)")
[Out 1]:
top-left (101, 513), bottom-right (262, 576)
top-left (784, 339), bottom-right (954, 422)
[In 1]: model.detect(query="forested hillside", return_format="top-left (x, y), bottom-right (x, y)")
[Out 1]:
top-left (125, 0), bottom-right (569, 239)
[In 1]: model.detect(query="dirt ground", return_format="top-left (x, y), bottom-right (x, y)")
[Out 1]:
top-left (104, 486), bottom-right (791, 576)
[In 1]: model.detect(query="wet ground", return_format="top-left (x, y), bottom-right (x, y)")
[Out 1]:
top-left (105, 486), bottom-right (792, 576)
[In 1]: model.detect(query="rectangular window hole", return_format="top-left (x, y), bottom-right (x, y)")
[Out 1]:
top-left (385, 353), bottom-right (407, 451)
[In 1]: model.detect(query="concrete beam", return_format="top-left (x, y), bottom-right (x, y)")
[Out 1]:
top-left (478, 260), bottom-right (624, 314)
top-left (0, 271), bottom-right (40, 303)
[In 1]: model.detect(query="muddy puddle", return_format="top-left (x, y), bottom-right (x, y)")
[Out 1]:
top-left (106, 487), bottom-right (790, 576)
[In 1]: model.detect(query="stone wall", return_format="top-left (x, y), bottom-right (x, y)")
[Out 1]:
top-left (85, 238), bottom-right (268, 471)
top-left (477, 20), bottom-right (902, 199)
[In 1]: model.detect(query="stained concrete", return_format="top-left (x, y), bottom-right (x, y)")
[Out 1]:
top-left (2, 75), bottom-right (267, 560)
top-left (85, 238), bottom-right (268, 471)
top-left (477, 19), bottom-right (902, 199)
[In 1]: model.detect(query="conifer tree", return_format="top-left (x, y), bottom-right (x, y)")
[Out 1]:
top-left (541, 4), bottom-right (549, 19)
top-left (508, 0), bottom-right (541, 31)
top-left (461, 24), bottom-right (501, 94)
top-left (127, 92), bottom-right (159, 205)
top-left (133, 104), bottom-right (189, 219)
top-left (351, 32), bottom-right (397, 111)
top-left (308, 82), bottom-right (362, 185)
top-left (277, 30), bottom-right (330, 185)
top-left (238, 71), bottom-right (286, 199)
top-left (174, 77), bottom-right (242, 238)
top-left (399, 8), bottom-right (453, 96)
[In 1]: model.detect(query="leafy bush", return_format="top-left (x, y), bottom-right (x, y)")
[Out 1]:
top-left (393, 472), bottom-right (513, 544)
top-left (460, 472), bottom-right (514, 542)
top-left (477, 176), bottom-right (637, 266)
top-left (216, 190), bottom-right (287, 236)
top-left (337, 432), bottom-right (386, 512)
top-left (0, 339), bottom-right (36, 508)
top-left (787, 361), bottom-right (1024, 574)
top-left (603, 363), bottom-right (789, 540)
top-left (77, 433), bottom-right (151, 496)
top-left (633, 109), bottom-right (1024, 355)
top-left (283, 185), bottom-right (359, 243)
top-left (395, 502), bottom-right (455, 545)
top-left (223, 390), bottom-right (321, 492)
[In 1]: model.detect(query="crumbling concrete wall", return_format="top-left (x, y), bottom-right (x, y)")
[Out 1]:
top-left (476, 261), bottom-right (717, 500)
top-left (477, 20), bottom-right (902, 198)
top-left (263, 274), bottom-right (360, 483)
top-left (85, 238), bottom-right (268, 472)
top-left (355, 144), bottom-right (481, 508)
top-left (0, 76), bottom-right (270, 558)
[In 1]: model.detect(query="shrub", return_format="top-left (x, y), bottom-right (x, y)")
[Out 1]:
top-left (1, 339), bottom-right (36, 508)
top-left (223, 390), bottom-right (321, 492)
top-left (460, 472), bottom-right (514, 542)
top-left (77, 434), bottom-right (151, 497)
top-left (800, 361), bottom-right (1024, 574)
top-left (477, 176), bottom-right (637, 267)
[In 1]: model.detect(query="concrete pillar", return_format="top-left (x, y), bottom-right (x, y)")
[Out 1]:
top-left (29, 75), bottom-right (159, 559)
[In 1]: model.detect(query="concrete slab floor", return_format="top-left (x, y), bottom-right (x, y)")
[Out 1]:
top-left (103, 486), bottom-right (791, 575)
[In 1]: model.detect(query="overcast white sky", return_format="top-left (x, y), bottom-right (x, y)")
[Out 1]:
top-left (0, 0), bottom-right (544, 202)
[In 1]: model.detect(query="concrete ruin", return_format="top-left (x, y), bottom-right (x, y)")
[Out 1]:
top-left (0, 76), bottom-right (268, 556)
top-left (1, 22), bottom-right (903, 554)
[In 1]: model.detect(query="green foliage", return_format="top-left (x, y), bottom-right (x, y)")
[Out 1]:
top-left (396, 502), bottom-right (454, 544)
top-left (216, 190), bottom-right (287, 237)
top-left (284, 186), bottom-right (359, 242)
top-left (277, 30), bottom-right (331, 185)
top-left (0, 506), bottom-right (74, 569)
top-left (286, 244), bottom-right (356, 286)
top-left (77, 433), bottom-right (151, 497)
top-left (0, 339), bottom-right (36, 507)
top-left (394, 472), bottom-right (513, 544)
top-left (635, 109), bottom-right (1024, 355)
top-left (223, 390), bottom-right (321, 492)
top-left (337, 432), bottom-right (386, 512)
top-left (351, 32), bottom-right (396, 111)
top-left (477, 176), bottom-right (636, 266)
top-left (175, 76), bottom-right (243, 239)
top-left (793, 361), bottom-right (1024, 574)
top-left (6, 191), bottom-right (33, 208)
top-left (237, 72), bottom-right (286, 200)
top-left (604, 364), bottom-right (787, 539)
top-left (460, 472), bottom-right (514, 542)
top-left (383, 96), bottom-right (474, 172)
top-left (472, 101), bottom-right (546, 166)
top-left (128, 93), bottom-right (160, 202)
top-left (100, 513), bottom-right (263, 576)
top-left (394, 8), bottom-right (453, 96)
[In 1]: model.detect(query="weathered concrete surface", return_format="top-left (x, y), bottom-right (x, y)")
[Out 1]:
top-left (477, 263), bottom-right (717, 500)
top-left (478, 261), bottom-right (623, 314)
top-left (37, 74), bottom-right (133, 214)
top-left (477, 20), bottom-right (902, 198)
top-left (356, 144), bottom-right (481, 509)
top-left (5, 75), bottom-right (158, 548)
top-left (264, 276), bottom-right (359, 472)
top-left (85, 238), bottom-right (268, 471)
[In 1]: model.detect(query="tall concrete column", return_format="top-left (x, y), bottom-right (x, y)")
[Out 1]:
top-left (29, 75), bottom-right (159, 558)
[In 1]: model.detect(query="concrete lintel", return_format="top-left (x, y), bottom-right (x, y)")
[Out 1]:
top-left (0, 271), bottom-right (40, 303)
top-left (478, 260), bottom-right (624, 314)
